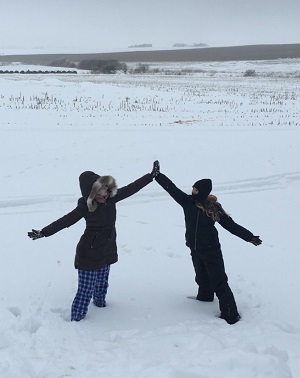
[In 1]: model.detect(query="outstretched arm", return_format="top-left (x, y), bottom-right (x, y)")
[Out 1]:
top-left (28, 200), bottom-right (86, 239)
top-left (218, 208), bottom-right (262, 246)
top-left (115, 173), bottom-right (153, 202)
top-left (154, 162), bottom-right (188, 207)
top-left (114, 162), bottom-right (158, 202)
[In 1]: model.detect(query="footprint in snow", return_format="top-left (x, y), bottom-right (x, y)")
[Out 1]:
top-left (8, 306), bottom-right (22, 317)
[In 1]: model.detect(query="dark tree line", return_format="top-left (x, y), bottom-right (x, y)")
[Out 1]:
top-left (48, 58), bottom-right (127, 74)
top-left (77, 59), bottom-right (127, 74)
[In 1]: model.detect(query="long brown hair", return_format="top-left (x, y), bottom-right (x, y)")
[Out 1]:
top-left (195, 195), bottom-right (227, 222)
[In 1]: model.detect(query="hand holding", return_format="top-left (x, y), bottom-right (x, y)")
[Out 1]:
top-left (28, 229), bottom-right (44, 240)
top-left (249, 236), bottom-right (262, 246)
top-left (151, 160), bottom-right (160, 178)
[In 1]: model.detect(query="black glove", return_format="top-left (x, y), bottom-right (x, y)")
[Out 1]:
top-left (249, 236), bottom-right (262, 246)
top-left (28, 229), bottom-right (44, 240)
top-left (151, 160), bottom-right (160, 178)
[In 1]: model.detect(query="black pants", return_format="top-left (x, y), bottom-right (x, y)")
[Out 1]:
top-left (191, 246), bottom-right (239, 322)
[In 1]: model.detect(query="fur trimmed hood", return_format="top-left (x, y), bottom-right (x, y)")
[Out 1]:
top-left (79, 171), bottom-right (117, 212)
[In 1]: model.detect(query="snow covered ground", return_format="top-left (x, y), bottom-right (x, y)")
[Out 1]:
top-left (0, 59), bottom-right (299, 378)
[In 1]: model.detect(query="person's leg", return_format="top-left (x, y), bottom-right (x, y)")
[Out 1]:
top-left (71, 270), bottom-right (97, 321)
top-left (201, 247), bottom-right (240, 324)
top-left (93, 265), bottom-right (110, 307)
top-left (191, 251), bottom-right (214, 301)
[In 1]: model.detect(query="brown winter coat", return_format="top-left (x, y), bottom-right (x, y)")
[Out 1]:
top-left (42, 173), bottom-right (153, 270)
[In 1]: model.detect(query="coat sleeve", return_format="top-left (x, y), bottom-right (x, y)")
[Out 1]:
top-left (155, 173), bottom-right (189, 207)
top-left (218, 206), bottom-right (254, 242)
top-left (42, 200), bottom-right (86, 237)
top-left (114, 173), bottom-right (153, 202)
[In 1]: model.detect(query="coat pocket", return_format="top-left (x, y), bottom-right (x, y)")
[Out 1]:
top-left (90, 227), bottom-right (114, 249)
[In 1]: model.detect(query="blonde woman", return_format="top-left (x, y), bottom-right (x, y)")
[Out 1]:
top-left (28, 162), bottom-right (159, 321)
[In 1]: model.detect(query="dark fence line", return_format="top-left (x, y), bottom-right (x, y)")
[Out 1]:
top-left (0, 70), bottom-right (77, 74)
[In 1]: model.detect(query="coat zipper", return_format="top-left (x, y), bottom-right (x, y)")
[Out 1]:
top-left (194, 208), bottom-right (200, 250)
top-left (91, 233), bottom-right (98, 249)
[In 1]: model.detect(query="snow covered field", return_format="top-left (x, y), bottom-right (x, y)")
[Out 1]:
top-left (0, 59), bottom-right (299, 378)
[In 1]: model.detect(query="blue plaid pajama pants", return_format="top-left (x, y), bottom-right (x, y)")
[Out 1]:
top-left (71, 265), bottom-right (110, 321)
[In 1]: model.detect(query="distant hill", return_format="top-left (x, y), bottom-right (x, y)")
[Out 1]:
top-left (0, 44), bottom-right (299, 65)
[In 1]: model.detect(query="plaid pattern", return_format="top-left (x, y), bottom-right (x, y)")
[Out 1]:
top-left (71, 265), bottom-right (110, 321)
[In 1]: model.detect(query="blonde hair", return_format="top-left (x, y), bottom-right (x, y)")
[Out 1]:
top-left (195, 194), bottom-right (227, 222)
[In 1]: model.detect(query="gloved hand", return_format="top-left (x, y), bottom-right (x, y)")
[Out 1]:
top-left (151, 160), bottom-right (160, 178)
top-left (28, 229), bottom-right (44, 240)
top-left (249, 236), bottom-right (262, 246)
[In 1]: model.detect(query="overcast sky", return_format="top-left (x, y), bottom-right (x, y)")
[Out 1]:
top-left (1, 0), bottom-right (299, 53)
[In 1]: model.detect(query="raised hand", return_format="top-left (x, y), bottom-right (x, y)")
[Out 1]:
top-left (151, 160), bottom-right (160, 178)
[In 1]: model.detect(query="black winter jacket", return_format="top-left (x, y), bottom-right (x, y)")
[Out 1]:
top-left (156, 174), bottom-right (253, 251)
top-left (42, 174), bottom-right (153, 270)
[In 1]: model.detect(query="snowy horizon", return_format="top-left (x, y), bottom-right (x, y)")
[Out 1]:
top-left (1, 42), bottom-right (300, 57)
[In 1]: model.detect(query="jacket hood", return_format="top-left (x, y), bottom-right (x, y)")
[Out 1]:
top-left (79, 171), bottom-right (117, 212)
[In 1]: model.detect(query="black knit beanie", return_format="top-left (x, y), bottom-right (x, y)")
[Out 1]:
top-left (192, 179), bottom-right (212, 202)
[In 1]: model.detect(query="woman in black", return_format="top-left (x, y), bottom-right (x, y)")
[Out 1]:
top-left (153, 162), bottom-right (262, 325)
